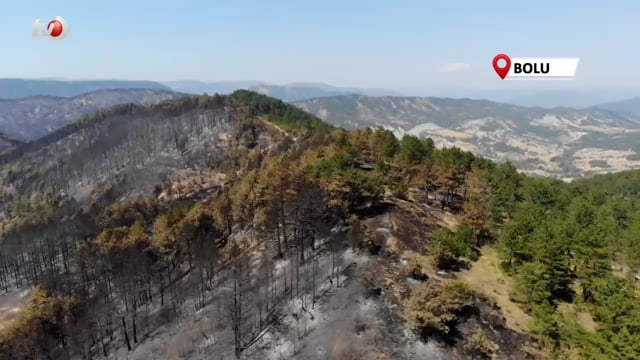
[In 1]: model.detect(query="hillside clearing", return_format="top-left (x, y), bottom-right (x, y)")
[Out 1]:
top-left (456, 247), bottom-right (531, 333)
top-left (557, 303), bottom-right (598, 333)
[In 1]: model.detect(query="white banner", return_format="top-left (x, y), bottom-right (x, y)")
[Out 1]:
top-left (506, 57), bottom-right (580, 79)
top-left (492, 54), bottom-right (579, 80)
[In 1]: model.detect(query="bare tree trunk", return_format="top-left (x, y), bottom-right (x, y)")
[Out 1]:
top-left (98, 322), bottom-right (108, 357)
top-left (312, 256), bottom-right (317, 308)
top-left (132, 313), bottom-right (138, 344)
top-left (121, 317), bottom-right (132, 351)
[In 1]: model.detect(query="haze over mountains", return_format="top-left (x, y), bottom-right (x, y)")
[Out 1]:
top-left (426, 87), bottom-right (640, 108)
top-left (0, 79), bottom-right (170, 99)
top-left (166, 81), bottom-right (640, 108)
top-left (6, 79), bottom-right (401, 103)
top-left (1, 78), bottom-right (640, 178)
top-left (594, 97), bottom-right (640, 122)
top-left (164, 80), bottom-right (402, 102)
top-left (4, 78), bottom-right (640, 108)
top-left (163, 80), bottom-right (266, 96)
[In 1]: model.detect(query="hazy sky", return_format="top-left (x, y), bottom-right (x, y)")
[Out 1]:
top-left (2, 0), bottom-right (639, 90)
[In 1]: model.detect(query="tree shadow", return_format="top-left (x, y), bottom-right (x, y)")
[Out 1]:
top-left (418, 305), bottom-right (479, 347)
top-left (437, 258), bottom-right (472, 274)
top-left (552, 281), bottom-right (576, 303)
top-left (354, 201), bottom-right (395, 219)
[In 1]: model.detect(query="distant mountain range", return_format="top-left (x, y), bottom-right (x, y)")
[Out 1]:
top-left (3, 78), bottom-right (639, 110)
top-left (163, 80), bottom-right (266, 95)
top-left (2, 78), bottom-right (640, 178)
top-left (297, 95), bottom-right (640, 178)
top-left (0, 89), bottom-right (184, 141)
top-left (163, 80), bottom-right (401, 101)
top-left (506, 91), bottom-right (613, 109)
top-left (0, 79), bottom-right (170, 99)
top-left (506, 89), bottom-right (640, 108)
top-left (383, 87), bottom-right (640, 109)
top-left (594, 97), bottom-right (640, 125)
top-left (166, 83), bottom-right (640, 109)
top-left (247, 83), bottom-right (402, 101)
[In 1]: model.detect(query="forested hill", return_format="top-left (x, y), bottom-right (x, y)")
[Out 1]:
top-left (0, 91), bottom-right (639, 359)
top-left (0, 91), bottom-right (330, 196)
top-left (571, 169), bottom-right (640, 198)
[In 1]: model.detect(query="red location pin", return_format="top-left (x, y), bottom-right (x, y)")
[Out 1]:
top-left (492, 54), bottom-right (511, 80)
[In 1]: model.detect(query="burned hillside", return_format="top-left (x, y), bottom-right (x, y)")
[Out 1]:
top-left (1, 91), bottom-right (639, 359)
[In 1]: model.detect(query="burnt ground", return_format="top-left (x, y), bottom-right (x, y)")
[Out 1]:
top-left (244, 250), bottom-right (451, 360)
top-left (356, 196), bottom-right (542, 360)
top-left (73, 192), bottom-right (540, 360)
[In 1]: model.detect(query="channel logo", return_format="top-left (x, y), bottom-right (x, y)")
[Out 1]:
top-left (33, 16), bottom-right (69, 40)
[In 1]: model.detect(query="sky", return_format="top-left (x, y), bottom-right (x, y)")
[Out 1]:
top-left (1, 0), bottom-right (639, 91)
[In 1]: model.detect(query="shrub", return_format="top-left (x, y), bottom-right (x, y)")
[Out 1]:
top-left (406, 255), bottom-right (428, 281)
top-left (403, 281), bottom-right (475, 336)
top-left (430, 226), bottom-right (478, 269)
top-left (463, 329), bottom-right (499, 359)
top-left (391, 182), bottom-right (408, 200)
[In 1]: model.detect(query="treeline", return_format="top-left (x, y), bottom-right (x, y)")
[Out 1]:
top-left (571, 168), bottom-right (640, 199)
top-left (231, 90), bottom-right (334, 134)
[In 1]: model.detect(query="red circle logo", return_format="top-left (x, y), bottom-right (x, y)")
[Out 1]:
top-left (47, 20), bottom-right (64, 37)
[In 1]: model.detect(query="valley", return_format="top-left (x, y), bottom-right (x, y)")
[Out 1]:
top-left (297, 95), bottom-right (640, 178)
